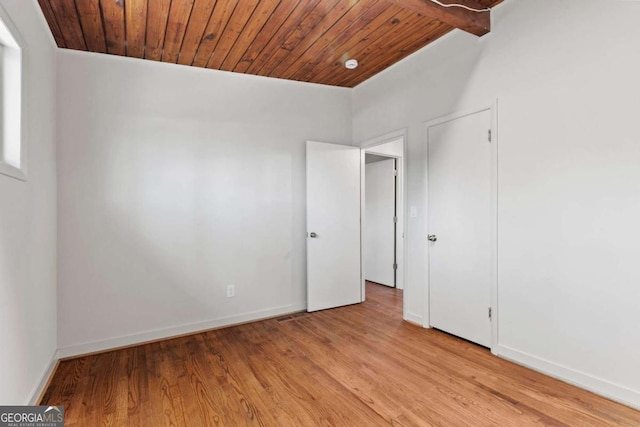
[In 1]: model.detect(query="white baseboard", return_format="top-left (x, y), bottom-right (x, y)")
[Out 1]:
top-left (27, 351), bottom-right (58, 405)
top-left (404, 311), bottom-right (423, 326)
top-left (57, 303), bottom-right (306, 359)
top-left (495, 344), bottom-right (640, 410)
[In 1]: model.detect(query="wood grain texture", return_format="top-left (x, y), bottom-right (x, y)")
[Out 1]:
top-left (36, 0), bottom-right (503, 86)
top-left (244, 0), bottom-right (323, 75)
top-left (276, 0), bottom-right (379, 80)
top-left (232, 0), bottom-right (301, 74)
top-left (206, 0), bottom-right (262, 70)
top-left (256, 0), bottom-right (345, 77)
top-left (100, 0), bottom-right (126, 56)
top-left (125, 0), bottom-right (148, 58)
top-left (289, 0), bottom-right (399, 84)
top-left (41, 282), bottom-right (640, 426)
top-left (37, 0), bottom-right (67, 48)
top-left (176, 0), bottom-right (217, 66)
top-left (300, 7), bottom-right (409, 85)
top-left (335, 18), bottom-right (452, 87)
top-left (385, 0), bottom-right (491, 36)
top-left (74, 0), bottom-right (106, 52)
top-left (162, 0), bottom-right (196, 63)
top-left (219, 0), bottom-right (283, 71)
top-left (47, 0), bottom-right (86, 50)
top-left (191, 0), bottom-right (238, 68)
top-left (145, 0), bottom-right (171, 61)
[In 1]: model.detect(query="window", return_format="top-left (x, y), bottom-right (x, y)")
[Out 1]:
top-left (0, 4), bottom-right (25, 181)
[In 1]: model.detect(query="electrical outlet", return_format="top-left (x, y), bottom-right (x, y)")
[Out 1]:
top-left (226, 284), bottom-right (235, 298)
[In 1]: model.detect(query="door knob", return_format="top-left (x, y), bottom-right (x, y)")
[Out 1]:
top-left (428, 234), bottom-right (437, 242)
top-left (309, 232), bottom-right (318, 238)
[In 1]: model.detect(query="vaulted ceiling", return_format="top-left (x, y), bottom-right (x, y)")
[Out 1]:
top-left (38, 0), bottom-right (502, 87)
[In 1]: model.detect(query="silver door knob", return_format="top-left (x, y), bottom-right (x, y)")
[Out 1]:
top-left (309, 232), bottom-right (317, 238)
top-left (428, 234), bottom-right (437, 242)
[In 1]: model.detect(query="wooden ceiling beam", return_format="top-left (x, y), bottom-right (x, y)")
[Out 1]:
top-left (385, 0), bottom-right (491, 36)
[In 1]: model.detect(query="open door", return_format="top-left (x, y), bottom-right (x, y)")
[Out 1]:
top-left (306, 141), bottom-right (361, 312)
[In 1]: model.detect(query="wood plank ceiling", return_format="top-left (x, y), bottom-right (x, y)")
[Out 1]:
top-left (38, 0), bottom-right (502, 87)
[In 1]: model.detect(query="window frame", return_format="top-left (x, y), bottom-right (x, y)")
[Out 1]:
top-left (0, 4), bottom-right (27, 182)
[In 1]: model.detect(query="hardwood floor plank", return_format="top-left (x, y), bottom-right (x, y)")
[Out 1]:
top-left (241, 322), bottom-right (392, 426)
top-left (42, 283), bottom-right (640, 426)
top-left (188, 333), bottom-right (266, 425)
top-left (126, 345), bottom-right (152, 426)
top-left (302, 310), bottom-right (547, 425)
top-left (205, 328), bottom-right (300, 425)
top-left (39, 357), bottom-right (86, 418)
top-left (285, 316), bottom-right (494, 425)
top-left (155, 340), bottom-right (189, 426)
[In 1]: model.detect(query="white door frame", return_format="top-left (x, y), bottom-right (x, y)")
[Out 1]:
top-left (423, 101), bottom-right (499, 352)
top-left (360, 129), bottom-right (408, 319)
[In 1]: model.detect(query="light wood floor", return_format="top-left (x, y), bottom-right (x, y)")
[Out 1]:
top-left (42, 282), bottom-right (640, 426)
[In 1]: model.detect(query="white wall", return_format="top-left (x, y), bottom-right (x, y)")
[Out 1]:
top-left (353, 0), bottom-right (640, 408)
top-left (56, 51), bottom-right (352, 355)
top-left (0, 0), bottom-right (57, 404)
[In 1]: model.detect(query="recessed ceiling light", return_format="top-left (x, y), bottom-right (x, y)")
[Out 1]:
top-left (345, 59), bottom-right (358, 70)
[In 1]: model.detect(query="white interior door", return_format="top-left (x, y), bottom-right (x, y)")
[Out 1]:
top-left (365, 158), bottom-right (395, 287)
top-left (428, 110), bottom-right (492, 347)
top-left (306, 141), bottom-right (361, 312)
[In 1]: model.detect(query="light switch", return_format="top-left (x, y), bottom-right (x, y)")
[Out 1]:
top-left (410, 207), bottom-right (418, 218)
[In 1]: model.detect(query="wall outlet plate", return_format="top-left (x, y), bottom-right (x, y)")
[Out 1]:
top-left (226, 284), bottom-right (235, 298)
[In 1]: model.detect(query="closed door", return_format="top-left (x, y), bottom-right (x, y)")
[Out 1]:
top-left (428, 110), bottom-right (493, 347)
top-left (364, 158), bottom-right (396, 287)
top-left (306, 141), bottom-right (361, 312)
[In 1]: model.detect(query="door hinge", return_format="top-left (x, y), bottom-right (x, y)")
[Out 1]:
top-left (393, 263), bottom-right (398, 270)
top-left (393, 216), bottom-right (398, 224)
top-left (488, 307), bottom-right (492, 320)
top-left (393, 169), bottom-right (398, 176)
top-left (488, 129), bottom-right (492, 142)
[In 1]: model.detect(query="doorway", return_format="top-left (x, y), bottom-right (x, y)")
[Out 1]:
top-left (305, 133), bottom-right (406, 317)
top-left (364, 154), bottom-right (397, 288)
top-left (360, 132), bottom-right (406, 318)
